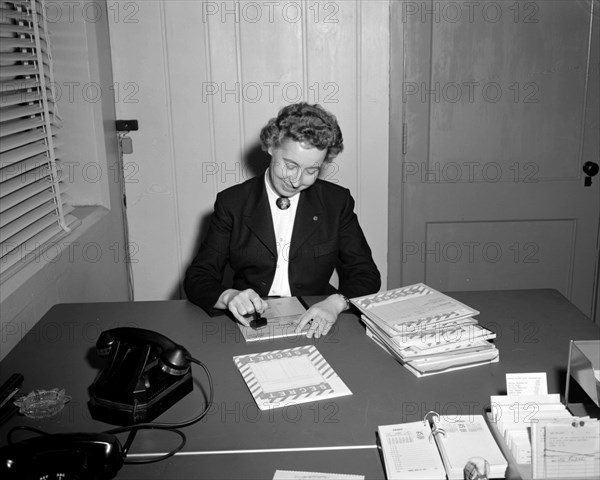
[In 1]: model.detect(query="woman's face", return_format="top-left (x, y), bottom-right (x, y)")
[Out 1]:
top-left (267, 138), bottom-right (327, 198)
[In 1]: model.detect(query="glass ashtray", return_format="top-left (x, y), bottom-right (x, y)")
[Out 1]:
top-left (14, 388), bottom-right (71, 419)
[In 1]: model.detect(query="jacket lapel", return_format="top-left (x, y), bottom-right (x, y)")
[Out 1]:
top-left (290, 182), bottom-right (324, 259)
top-left (243, 177), bottom-right (277, 257)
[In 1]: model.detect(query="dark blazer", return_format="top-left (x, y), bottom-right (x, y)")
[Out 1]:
top-left (184, 175), bottom-right (381, 313)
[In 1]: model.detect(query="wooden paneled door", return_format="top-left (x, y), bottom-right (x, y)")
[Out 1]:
top-left (389, 0), bottom-right (600, 321)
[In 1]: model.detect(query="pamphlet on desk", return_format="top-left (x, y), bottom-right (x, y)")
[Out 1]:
top-left (352, 284), bottom-right (499, 377)
top-left (238, 297), bottom-right (308, 341)
top-left (378, 414), bottom-right (507, 480)
top-left (233, 345), bottom-right (352, 410)
top-left (352, 283), bottom-right (478, 328)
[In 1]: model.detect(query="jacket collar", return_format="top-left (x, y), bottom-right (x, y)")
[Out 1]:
top-left (243, 175), bottom-right (325, 258)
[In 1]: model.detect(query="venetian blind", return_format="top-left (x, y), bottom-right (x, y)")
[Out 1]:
top-left (0, 0), bottom-right (78, 279)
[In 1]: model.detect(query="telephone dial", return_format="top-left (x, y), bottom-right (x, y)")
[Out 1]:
top-left (88, 327), bottom-right (193, 425)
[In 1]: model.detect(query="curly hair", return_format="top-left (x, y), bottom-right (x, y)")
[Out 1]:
top-left (259, 102), bottom-right (344, 162)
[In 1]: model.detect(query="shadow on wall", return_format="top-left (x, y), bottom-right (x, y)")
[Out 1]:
top-left (168, 141), bottom-right (271, 300)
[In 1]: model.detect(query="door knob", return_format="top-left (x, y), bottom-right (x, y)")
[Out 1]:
top-left (583, 161), bottom-right (599, 186)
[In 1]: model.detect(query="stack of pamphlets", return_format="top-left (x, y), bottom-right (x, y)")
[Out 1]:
top-left (351, 283), bottom-right (498, 377)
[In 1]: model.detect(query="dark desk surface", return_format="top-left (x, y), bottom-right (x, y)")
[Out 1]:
top-left (1, 289), bottom-right (598, 479)
top-left (118, 447), bottom-right (385, 480)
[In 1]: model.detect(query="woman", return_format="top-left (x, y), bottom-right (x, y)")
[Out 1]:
top-left (184, 102), bottom-right (380, 337)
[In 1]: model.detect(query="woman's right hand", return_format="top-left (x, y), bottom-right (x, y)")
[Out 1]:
top-left (216, 288), bottom-right (268, 326)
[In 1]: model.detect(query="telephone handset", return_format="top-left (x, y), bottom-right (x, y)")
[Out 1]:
top-left (88, 327), bottom-right (193, 425)
top-left (0, 432), bottom-right (124, 480)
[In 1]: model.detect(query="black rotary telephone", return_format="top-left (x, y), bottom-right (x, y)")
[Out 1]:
top-left (88, 327), bottom-right (193, 425)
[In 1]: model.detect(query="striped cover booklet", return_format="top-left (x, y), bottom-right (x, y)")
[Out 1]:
top-left (233, 345), bottom-right (352, 411)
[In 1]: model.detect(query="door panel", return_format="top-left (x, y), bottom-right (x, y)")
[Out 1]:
top-left (429, 3), bottom-right (589, 181)
top-left (423, 219), bottom-right (575, 292)
top-left (390, 0), bottom-right (600, 318)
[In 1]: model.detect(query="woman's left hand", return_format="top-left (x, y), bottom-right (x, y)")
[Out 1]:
top-left (295, 294), bottom-right (347, 338)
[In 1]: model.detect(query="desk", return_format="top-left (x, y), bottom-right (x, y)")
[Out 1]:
top-left (1, 289), bottom-right (598, 479)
